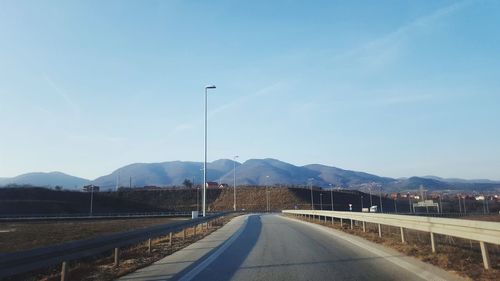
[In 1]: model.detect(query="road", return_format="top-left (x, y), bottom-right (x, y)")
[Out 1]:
top-left (119, 214), bottom-right (463, 281)
top-left (121, 214), bottom-right (463, 281)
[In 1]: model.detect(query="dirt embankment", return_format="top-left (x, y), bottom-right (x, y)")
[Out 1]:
top-left (0, 186), bottom-right (408, 215)
top-left (0, 188), bottom-right (167, 215)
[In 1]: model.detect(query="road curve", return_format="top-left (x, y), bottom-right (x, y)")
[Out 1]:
top-left (177, 214), bottom-right (462, 281)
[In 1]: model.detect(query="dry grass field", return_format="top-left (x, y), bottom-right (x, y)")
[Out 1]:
top-left (5, 215), bottom-right (236, 281)
top-left (0, 217), bottom-right (187, 253)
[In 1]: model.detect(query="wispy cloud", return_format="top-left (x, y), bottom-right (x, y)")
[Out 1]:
top-left (208, 81), bottom-right (288, 118)
top-left (43, 74), bottom-right (81, 118)
top-left (372, 94), bottom-right (434, 106)
top-left (167, 81), bottom-right (289, 136)
top-left (331, 0), bottom-right (473, 67)
top-left (67, 134), bottom-right (126, 144)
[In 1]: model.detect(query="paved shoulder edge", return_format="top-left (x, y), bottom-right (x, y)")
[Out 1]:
top-left (279, 215), bottom-right (469, 281)
top-left (176, 215), bottom-right (250, 281)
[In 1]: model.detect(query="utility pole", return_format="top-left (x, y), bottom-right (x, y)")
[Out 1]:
top-left (482, 194), bottom-right (486, 214)
top-left (408, 193), bottom-right (411, 213)
top-left (329, 184), bottom-right (334, 211)
top-left (379, 186), bottom-right (383, 213)
top-left (233, 156), bottom-right (239, 211)
top-left (89, 186), bottom-right (94, 216)
top-left (463, 196), bottom-right (467, 214)
top-left (309, 178), bottom-right (314, 210)
top-left (266, 175), bottom-right (270, 212)
top-left (369, 187), bottom-right (373, 208)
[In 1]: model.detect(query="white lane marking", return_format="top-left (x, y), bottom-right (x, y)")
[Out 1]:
top-left (280, 215), bottom-right (462, 281)
top-left (178, 215), bottom-right (250, 281)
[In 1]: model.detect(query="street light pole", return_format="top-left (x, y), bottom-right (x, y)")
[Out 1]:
top-left (233, 155), bottom-right (239, 211)
top-left (320, 193), bottom-right (323, 210)
top-left (329, 184), bottom-right (334, 211)
top-left (266, 175), bottom-right (270, 212)
top-left (203, 85), bottom-right (216, 217)
top-left (369, 187), bottom-right (373, 208)
top-left (485, 195), bottom-right (490, 213)
top-left (379, 186), bottom-right (384, 213)
top-left (89, 186), bottom-right (94, 216)
top-left (309, 178), bottom-right (314, 210)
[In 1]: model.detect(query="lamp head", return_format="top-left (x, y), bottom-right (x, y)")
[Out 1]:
top-left (205, 85), bottom-right (216, 89)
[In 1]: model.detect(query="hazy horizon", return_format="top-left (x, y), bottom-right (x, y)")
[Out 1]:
top-left (1, 1), bottom-right (499, 180)
top-left (1, 157), bottom-right (499, 183)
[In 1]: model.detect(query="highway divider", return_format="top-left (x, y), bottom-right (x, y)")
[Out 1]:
top-left (0, 212), bottom-right (229, 280)
top-left (282, 210), bottom-right (500, 270)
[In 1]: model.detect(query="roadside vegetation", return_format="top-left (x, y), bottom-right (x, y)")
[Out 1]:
top-left (0, 217), bottom-right (186, 253)
top-left (5, 214), bottom-right (237, 281)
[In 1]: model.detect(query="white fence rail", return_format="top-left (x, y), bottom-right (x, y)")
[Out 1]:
top-left (282, 210), bottom-right (500, 270)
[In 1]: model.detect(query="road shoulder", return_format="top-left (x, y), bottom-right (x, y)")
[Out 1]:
top-left (117, 214), bottom-right (249, 281)
top-left (281, 215), bottom-right (469, 281)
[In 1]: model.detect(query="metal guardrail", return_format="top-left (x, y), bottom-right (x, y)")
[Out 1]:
top-left (0, 211), bottom-right (192, 222)
top-left (0, 212), bottom-right (229, 279)
top-left (283, 210), bottom-right (500, 270)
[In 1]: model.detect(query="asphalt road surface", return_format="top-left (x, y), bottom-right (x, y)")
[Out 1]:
top-left (177, 214), bottom-right (461, 281)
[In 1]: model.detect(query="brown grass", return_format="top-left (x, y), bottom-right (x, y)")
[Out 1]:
top-left (461, 215), bottom-right (500, 222)
top-left (0, 217), bottom-right (187, 253)
top-left (289, 215), bottom-right (500, 281)
top-left (5, 215), bottom-right (236, 281)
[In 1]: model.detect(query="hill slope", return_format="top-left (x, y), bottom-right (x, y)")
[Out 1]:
top-left (0, 172), bottom-right (89, 189)
top-left (3, 159), bottom-right (500, 192)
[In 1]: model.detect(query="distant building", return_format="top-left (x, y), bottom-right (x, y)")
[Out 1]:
top-left (83, 185), bottom-right (99, 192)
top-left (390, 192), bottom-right (400, 199)
top-left (143, 185), bottom-right (161, 190)
top-left (206, 182), bottom-right (219, 188)
top-left (219, 183), bottom-right (229, 188)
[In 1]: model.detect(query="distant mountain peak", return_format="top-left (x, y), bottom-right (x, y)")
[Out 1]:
top-left (2, 159), bottom-right (499, 192)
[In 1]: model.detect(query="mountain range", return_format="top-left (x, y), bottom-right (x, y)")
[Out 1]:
top-left (0, 172), bottom-right (89, 188)
top-left (1, 158), bottom-right (499, 192)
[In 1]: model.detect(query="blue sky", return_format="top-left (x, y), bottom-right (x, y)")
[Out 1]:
top-left (0, 0), bottom-right (499, 180)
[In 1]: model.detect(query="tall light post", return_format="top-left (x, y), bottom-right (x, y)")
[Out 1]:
top-left (408, 193), bottom-right (412, 213)
top-left (309, 178), bottom-right (314, 210)
top-left (203, 85), bottom-right (216, 217)
top-left (233, 155), bottom-right (239, 211)
top-left (360, 195), bottom-right (364, 211)
top-left (379, 185), bottom-right (384, 213)
top-left (89, 186), bottom-right (94, 216)
top-left (485, 194), bottom-right (490, 214)
top-left (266, 175), bottom-right (270, 212)
top-left (458, 195), bottom-right (462, 214)
top-left (329, 183), bottom-right (334, 211)
top-left (368, 186), bottom-right (373, 208)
